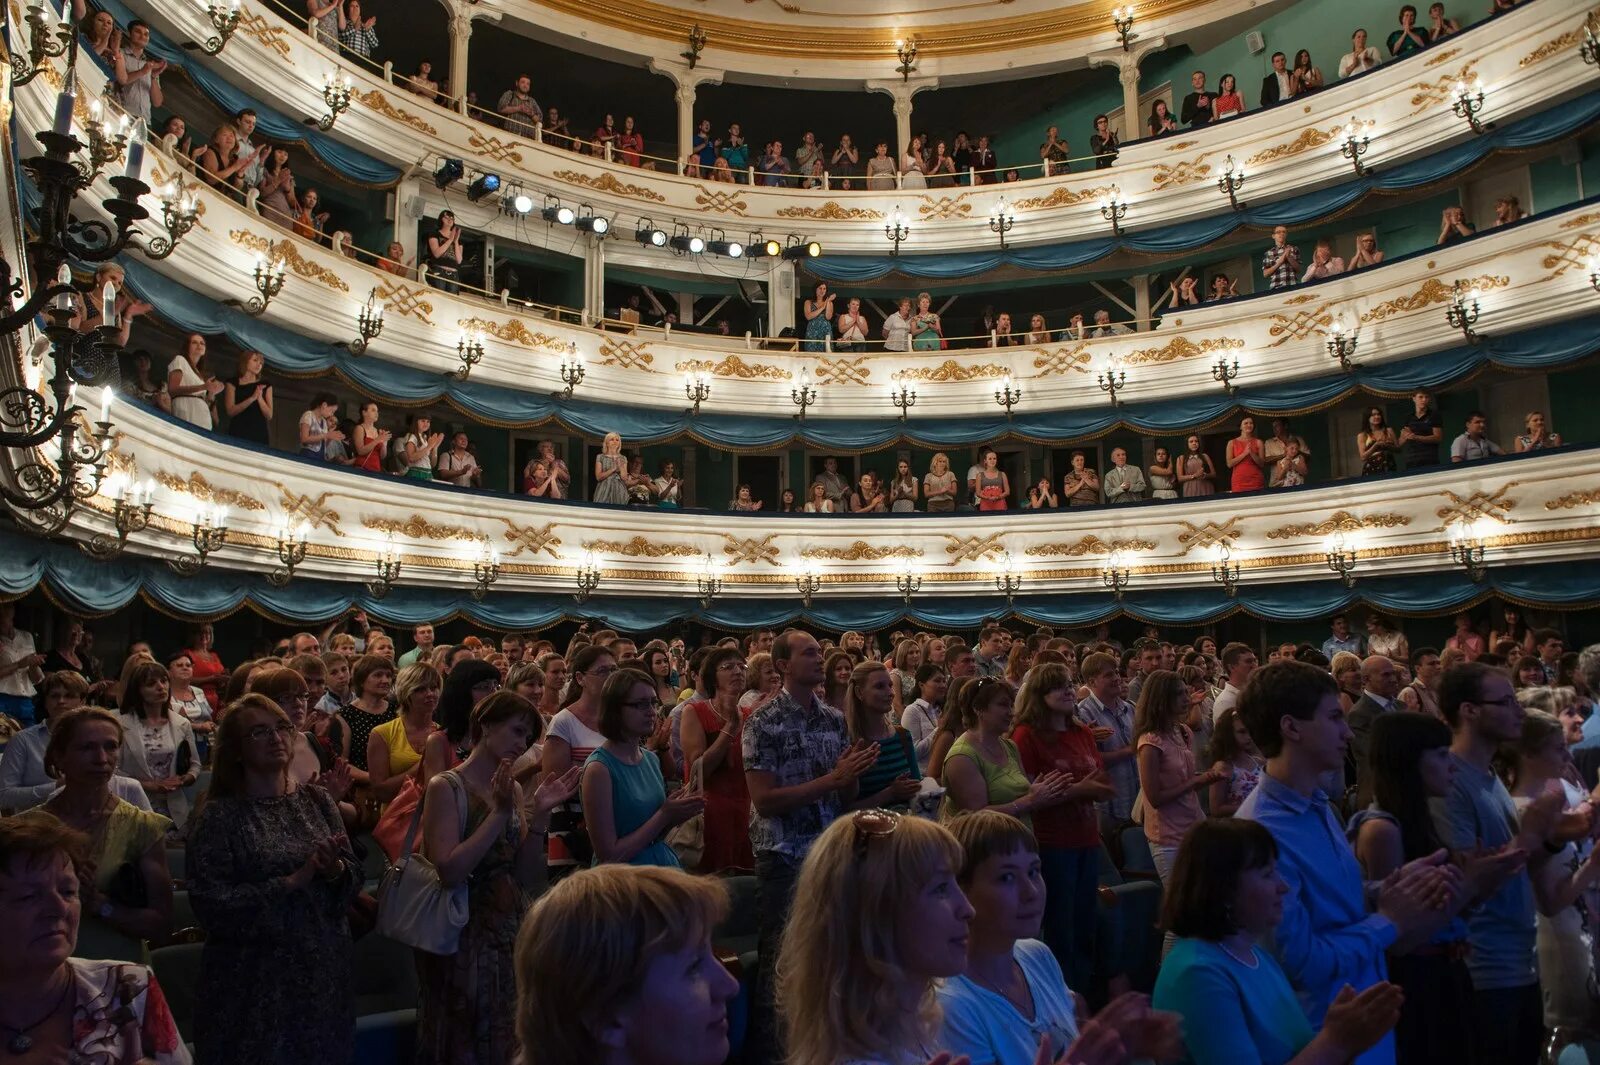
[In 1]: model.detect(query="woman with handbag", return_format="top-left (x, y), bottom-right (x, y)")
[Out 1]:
top-left (188, 695), bottom-right (360, 1065)
top-left (118, 659), bottom-right (201, 835)
top-left (415, 691), bottom-right (578, 1064)
top-left (31, 707), bottom-right (174, 956)
top-left (677, 647), bottom-right (754, 873)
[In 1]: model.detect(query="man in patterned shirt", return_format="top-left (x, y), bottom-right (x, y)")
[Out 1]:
top-left (743, 629), bottom-right (877, 1064)
top-left (1261, 225), bottom-right (1301, 290)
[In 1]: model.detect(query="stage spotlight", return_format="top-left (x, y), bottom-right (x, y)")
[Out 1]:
top-left (782, 239), bottom-right (823, 260)
top-left (669, 233), bottom-right (706, 254)
top-left (635, 222), bottom-right (668, 247)
top-left (509, 191), bottom-right (534, 214)
top-left (575, 205), bottom-right (609, 234)
top-left (708, 239), bottom-right (744, 258)
top-left (432, 158), bottom-right (464, 189)
top-left (466, 173), bottom-right (501, 203)
top-left (751, 237), bottom-right (781, 258)
top-left (541, 195), bottom-right (576, 226)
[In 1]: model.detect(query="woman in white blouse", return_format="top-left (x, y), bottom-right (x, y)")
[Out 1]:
top-left (900, 134), bottom-right (928, 189)
top-left (803, 482), bottom-right (834, 513)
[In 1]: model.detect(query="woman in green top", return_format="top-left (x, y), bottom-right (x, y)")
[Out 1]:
top-left (843, 660), bottom-right (922, 811)
top-left (941, 676), bottom-right (1071, 824)
top-left (911, 291), bottom-right (943, 350)
top-left (580, 668), bottom-right (704, 867)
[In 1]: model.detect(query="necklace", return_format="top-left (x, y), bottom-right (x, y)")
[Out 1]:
top-left (1, 971), bottom-right (72, 1054)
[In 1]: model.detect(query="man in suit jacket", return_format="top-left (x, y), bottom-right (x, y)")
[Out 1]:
top-left (1346, 655), bottom-right (1403, 788)
top-left (1260, 51), bottom-right (1293, 106)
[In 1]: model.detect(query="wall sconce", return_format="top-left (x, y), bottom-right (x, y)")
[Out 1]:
top-left (1590, 256), bottom-right (1600, 292)
top-left (697, 554), bottom-right (723, 608)
top-left (791, 367), bottom-right (817, 420)
top-left (83, 101), bottom-right (129, 183)
top-left (227, 255), bottom-right (286, 316)
top-left (896, 561), bottom-right (923, 604)
top-left (989, 198), bottom-right (1015, 250)
top-left (574, 553), bottom-right (601, 604)
top-left (367, 537), bottom-right (402, 599)
top-left (453, 330), bottom-right (485, 380)
top-left (185, 0), bottom-right (242, 55)
top-left (1448, 525), bottom-right (1487, 582)
top-left (1583, 15), bottom-right (1599, 66)
top-left (1340, 119), bottom-right (1371, 177)
top-left (145, 180), bottom-right (199, 260)
top-left (885, 206), bottom-right (909, 256)
top-left (1452, 80), bottom-right (1488, 134)
top-left (169, 503), bottom-right (228, 576)
top-left (1325, 532), bottom-right (1357, 588)
top-left (1210, 543), bottom-right (1240, 598)
top-left (555, 343), bottom-right (585, 399)
top-left (1097, 365), bottom-right (1126, 406)
top-left (1326, 315), bottom-right (1358, 371)
top-left (895, 37), bottom-right (919, 81)
top-left (1217, 155), bottom-right (1245, 210)
top-left (81, 475), bottom-right (154, 559)
top-left (682, 23), bottom-right (707, 69)
top-left (350, 289), bottom-right (384, 354)
top-left (1446, 282), bottom-right (1480, 343)
top-left (311, 72), bottom-right (354, 131)
top-left (1102, 551), bottom-right (1130, 600)
top-left (1099, 187), bottom-right (1128, 236)
top-left (890, 381), bottom-right (917, 421)
top-left (1211, 356), bottom-right (1240, 395)
top-left (471, 544), bottom-right (501, 601)
top-left (266, 522), bottom-right (309, 586)
top-left (795, 565), bottom-right (821, 608)
top-left (994, 554), bottom-right (1022, 606)
top-left (11, 1), bottom-right (76, 87)
top-left (1111, 4), bottom-right (1136, 50)
top-left (994, 374), bottom-right (1021, 418)
top-left (685, 370), bottom-right (712, 415)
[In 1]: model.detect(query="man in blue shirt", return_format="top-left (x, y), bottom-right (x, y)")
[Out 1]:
top-left (1321, 613), bottom-right (1364, 661)
top-left (1432, 662), bottom-right (1563, 1065)
top-left (1237, 661), bottom-right (1458, 1065)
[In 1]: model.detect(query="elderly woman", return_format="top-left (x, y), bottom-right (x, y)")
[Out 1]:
top-left (31, 706), bottom-right (174, 958)
top-left (188, 695), bottom-right (360, 1065)
top-left (0, 814), bottom-right (189, 1062)
top-left (118, 660), bottom-right (201, 833)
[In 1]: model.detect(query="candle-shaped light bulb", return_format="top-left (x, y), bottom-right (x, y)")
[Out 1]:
top-left (54, 263), bottom-right (72, 311)
top-left (124, 119), bottom-right (146, 181)
top-left (215, 505), bottom-right (229, 526)
top-left (53, 66), bottom-right (77, 136)
top-left (89, 99), bottom-right (102, 125)
top-left (99, 386), bottom-right (112, 424)
top-left (101, 280), bottom-right (115, 325)
top-left (373, 298), bottom-right (384, 319)
top-left (1002, 373), bottom-right (1013, 392)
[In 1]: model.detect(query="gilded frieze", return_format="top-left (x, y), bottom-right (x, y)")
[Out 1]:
top-left (891, 360), bottom-right (1008, 382)
top-left (1518, 11), bottom-right (1598, 67)
top-left (1435, 484), bottom-right (1519, 528)
top-left (554, 170), bottom-right (668, 203)
top-left (228, 231), bottom-right (351, 293)
top-left (674, 355), bottom-right (793, 380)
top-left (1245, 127), bottom-right (1337, 168)
top-left (1032, 344), bottom-right (1092, 376)
top-left (1264, 510), bottom-right (1411, 540)
top-left (1358, 275), bottom-right (1509, 324)
top-left (1546, 488), bottom-right (1600, 511)
top-left (1025, 535), bottom-right (1157, 557)
top-left (801, 540), bottom-right (923, 561)
top-left (1266, 304), bottom-right (1334, 347)
top-left (372, 278), bottom-right (436, 325)
top-left (944, 533), bottom-right (1007, 563)
top-left (693, 188), bottom-right (749, 214)
top-left (468, 132), bottom-right (527, 165)
top-left (1405, 64), bottom-right (1480, 115)
top-left (1175, 518), bottom-right (1240, 554)
top-left (1540, 234), bottom-right (1600, 280)
top-left (157, 471), bottom-right (266, 512)
top-left (365, 514), bottom-right (485, 542)
top-left (723, 534), bottom-right (782, 566)
top-left (458, 317), bottom-right (567, 350)
top-left (598, 339), bottom-right (655, 370)
top-left (1009, 186), bottom-right (1111, 211)
top-left (1124, 336), bottom-right (1242, 365)
top-left (238, 11), bottom-right (295, 60)
top-left (774, 201), bottom-right (885, 221)
top-left (277, 488), bottom-right (343, 535)
top-left (814, 356), bottom-right (872, 385)
top-left (917, 195), bottom-right (975, 219)
top-left (355, 90), bottom-right (437, 136)
top-left (1150, 159), bottom-right (1213, 190)
top-left (500, 520), bottom-right (563, 559)
top-left (584, 536), bottom-right (700, 557)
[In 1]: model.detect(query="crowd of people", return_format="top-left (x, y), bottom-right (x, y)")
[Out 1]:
top-left (1, 592), bottom-right (1597, 1064)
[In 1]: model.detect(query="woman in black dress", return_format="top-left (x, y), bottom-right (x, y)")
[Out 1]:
top-left (224, 350), bottom-right (273, 445)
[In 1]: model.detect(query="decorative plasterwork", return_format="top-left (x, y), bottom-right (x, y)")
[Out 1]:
top-left (584, 536), bottom-right (700, 557)
top-left (554, 170), bottom-right (667, 203)
top-left (1025, 535), bottom-right (1157, 557)
top-left (501, 520), bottom-right (563, 558)
top-left (278, 489), bottom-right (344, 534)
top-left (156, 471), bottom-right (266, 512)
top-left (1175, 518), bottom-right (1241, 554)
top-left (1435, 484), bottom-right (1519, 528)
top-left (1265, 304), bottom-right (1335, 347)
top-left (356, 90), bottom-right (438, 136)
top-left (1425, 46), bottom-right (1464, 67)
top-left (1032, 345), bottom-right (1092, 376)
top-left (459, 318), bottom-right (568, 351)
top-left (814, 357), bottom-right (872, 385)
top-left (723, 534), bottom-right (782, 566)
top-left (598, 339), bottom-right (655, 369)
top-left (1010, 186), bottom-right (1111, 211)
top-left (228, 231), bottom-right (351, 293)
top-left (801, 540), bottom-right (924, 560)
top-left (365, 514), bottom-right (486, 542)
top-left (891, 360), bottom-right (1008, 382)
top-left (917, 195), bottom-right (975, 219)
top-left (693, 188), bottom-right (748, 214)
top-left (1264, 510), bottom-right (1412, 540)
top-left (468, 133), bottom-right (528, 165)
top-left (675, 355), bottom-right (793, 380)
top-left (1359, 275), bottom-right (1510, 324)
top-left (1546, 487), bottom-right (1600, 510)
top-left (1245, 126), bottom-right (1337, 168)
top-left (1405, 63), bottom-right (1481, 115)
top-left (943, 533), bottom-right (1007, 563)
top-left (774, 201), bottom-right (885, 220)
top-left (1150, 159), bottom-right (1213, 190)
top-left (1540, 233), bottom-right (1600, 280)
top-left (1124, 336), bottom-right (1242, 366)
top-left (371, 278), bottom-right (436, 325)
top-left (1518, 10), bottom-right (1598, 67)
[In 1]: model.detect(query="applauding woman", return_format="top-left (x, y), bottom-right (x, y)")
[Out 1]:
top-left (1226, 416), bottom-right (1266, 493)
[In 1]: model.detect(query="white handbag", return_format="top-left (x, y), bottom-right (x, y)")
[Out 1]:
top-left (375, 769), bottom-right (470, 955)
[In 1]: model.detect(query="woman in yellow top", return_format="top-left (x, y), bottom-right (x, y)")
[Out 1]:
top-left (368, 662), bottom-right (443, 803)
top-left (940, 676), bottom-right (1071, 824)
top-left (33, 707), bottom-right (173, 958)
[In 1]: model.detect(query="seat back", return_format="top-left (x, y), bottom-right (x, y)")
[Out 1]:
top-left (353, 932), bottom-right (419, 1015)
top-left (149, 941), bottom-right (205, 1041)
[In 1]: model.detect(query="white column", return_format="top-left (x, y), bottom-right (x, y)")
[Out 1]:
top-left (648, 59), bottom-right (725, 169)
top-left (1131, 275), bottom-right (1151, 332)
top-left (445, 6), bottom-right (474, 115)
top-left (1087, 38), bottom-right (1167, 144)
top-left (865, 77), bottom-right (939, 161)
top-left (766, 259), bottom-right (796, 335)
top-left (582, 236), bottom-right (606, 323)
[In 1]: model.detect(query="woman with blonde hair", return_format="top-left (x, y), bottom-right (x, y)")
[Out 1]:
top-left (365, 661), bottom-right (441, 803)
top-left (779, 809), bottom-right (974, 1065)
top-left (594, 431), bottom-right (629, 505)
top-left (892, 638), bottom-right (924, 708)
top-left (1330, 651), bottom-right (1363, 714)
top-left (514, 866), bottom-right (739, 1065)
top-left (740, 651), bottom-right (780, 713)
top-left (924, 452), bottom-right (958, 512)
top-left (844, 660), bottom-right (923, 812)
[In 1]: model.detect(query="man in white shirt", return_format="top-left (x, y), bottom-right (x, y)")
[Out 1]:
top-left (1210, 641), bottom-right (1259, 724)
top-left (436, 432), bottom-right (482, 487)
top-left (1339, 28), bottom-right (1382, 78)
top-left (0, 604), bottom-right (44, 724)
top-left (1102, 447), bottom-right (1147, 504)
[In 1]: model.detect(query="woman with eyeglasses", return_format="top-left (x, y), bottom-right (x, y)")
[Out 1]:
top-left (580, 669), bottom-right (703, 867)
top-left (252, 667), bottom-right (329, 791)
top-left (678, 647), bottom-right (754, 873)
top-left (188, 695), bottom-right (360, 1065)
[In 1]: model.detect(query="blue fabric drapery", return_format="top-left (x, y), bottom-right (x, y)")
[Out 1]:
top-left (87, 0), bottom-right (401, 187)
top-left (1, 528), bottom-right (1593, 628)
top-left (809, 90), bottom-right (1600, 281)
top-left (113, 252), bottom-right (1600, 446)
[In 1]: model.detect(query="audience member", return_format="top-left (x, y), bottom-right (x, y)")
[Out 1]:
top-left (1450, 410), bottom-right (1503, 462)
top-left (1340, 28), bottom-right (1382, 77)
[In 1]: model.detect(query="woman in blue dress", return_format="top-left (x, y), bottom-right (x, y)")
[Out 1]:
top-left (803, 282), bottom-right (835, 352)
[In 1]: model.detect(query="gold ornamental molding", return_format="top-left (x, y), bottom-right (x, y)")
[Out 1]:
top-left (1264, 510), bottom-right (1412, 540)
top-left (468, 132), bottom-right (529, 165)
top-left (228, 231), bottom-right (351, 293)
top-left (1282, 293), bottom-right (1321, 305)
top-left (1405, 63), bottom-right (1480, 116)
top-left (723, 534), bottom-right (782, 566)
top-left (693, 188), bottom-right (749, 214)
top-left (372, 278), bottom-right (436, 325)
top-left (583, 536), bottom-right (700, 557)
top-left (1546, 487), bottom-right (1600, 510)
top-left (1245, 126), bottom-right (1338, 168)
top-left (277, 488), bottom-right (344, 535)
top-left (238, 11), bottom-right (295, 60)
top-left (1150, 159), bottom-right (1213, 191)
top-left (1266, 303), bottom-right (1334, 347)
top-left (1562, 212), bottom-right (1600, 229)
top-left (553, 169), bottom-right (667, 203)
top-left (156, 471), bottom-right (266, 512)
top-left (459, 317), bottom-right (568, 351)
top-left (1435, 484), bottom-right (1519, 529)
top-left (814, 356), bottom-right (872, 385)
top-left (801, 540), bottom-right (924, 561)
top-left (892, 359), bottom-right (1008, 382)
top-left (599, 338), bottom-right (655, 370)
top-left (500, 520), bottom-right (563, 558)
top-left (1010, 186), bottom-right (1111, 211)
top-left (355, 90), bottom-right (437, 136)
top-left (675, 354), bottom-right (793, 380)
top-left (1164, 140), bottom-right (1199, 152)
top-left (1424, 46), bottom-right (1464, 67)
top-left (774, 201), bottom-right (885, 221)
top-left (918, 195), bottom-right (975, 219)
top-left (943, 533), bottom-right (1007, 564)
top-left (1025, 535), bottom-right (1158, 557)
top-left (1032, 344), bottom-right (1092, 377)
top-left (1519, 9), bottom-right (1599, 67)
top-left (1359, 275), bottom-right (1510, 324)
top-left (1539, 233), bottom-right (1600, 280)
top-left (1124, 335), bottom-right (1242, 366)
top-left (365, 514), bottom-right (486, 542)
top-left (1175, 518), bottom-right (1240, 554)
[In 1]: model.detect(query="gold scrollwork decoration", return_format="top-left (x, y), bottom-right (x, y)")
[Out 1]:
top-left (1009, 186), bottom-right (1111, 211)
top-left (814, 357), bottom-right (872, 385)
top-left (774, 200), bottom-right (885, 221)
top-left (554, 170), bottom-right (668, 203)
top-left (1175, 518), bottom-right (1240, 554)
top-left (1359, 275), bottom-right (1510, 324)
top-left (157, 471), bottom-right (267, 512)
top-left (1562, 212), bottom-right (1600, 229)
top-left (598, 339), bottom-right (655, 370)
top-left (1025, 535), bottom-right (1157, 557)
top-left (1435, 484), bottom-right (1519, 529)
top-left (355, 90), bottom-right (437, 135)
top-left (944, 534), bottom-right (1007, 564)
top-left (1546, 488), bottom-right (1600, 511)
top-left (1164, 140), bottom-right (1199, 152)
top-left (228, 231), bottom-right (351, 293)
top-left (1406, 64), bottom-right (1479, 115)
top-left (1266, 305), bottom-right (1335, 347)
top-left (1282, 293), bottom-right (1321, 305)
top-left (723, 534), bottom-right (782, 566)
top-left (1264, 510), bottom-right (1412, 540)
top-left (1151, 159), bottom-right (1213, 190)
top-left (365, 515), bottom-right (486, 542)
top-left (237, 11), bottom-right (294, 59)
top-left (917, 195), bottom-right (974, 219)
top-left (1519, 10), bottom-right (1599, 68)
top-left (801, 540), bottom-right (924, 561)
top-left (674, 355), bottom-right (792, 381)
top-left (1032, 344), bottom-right (1092, 377)
top-left (1245, 126), bottom-right (1338, 168)
top-left (694, 188), bottom-right (748, 214)
top-left (584, 536), bottom-right (701, 558)
top-left (458, 317), bottom-right (567, 351)
top-left (468, 133), bottom-right (527, 165)
top-left (277, 488), bottom-right (343, 535)
top-left (501, 520), bottom-right (563, 559)
top-left (1540, 234), bottom-right (1600, 280)
top-left (1424, 46), bottom-right (1463, 67)
top-left (1124, 336), bottom-right (1243, 366)
top-left (892, 360), bottom-right (1009, 382)
top-left (372, 278), bottom-right (435, 325)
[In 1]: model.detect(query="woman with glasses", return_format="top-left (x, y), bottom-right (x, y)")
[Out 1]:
top-left (580, 669), bottom-right (703, 867)
top-left (678, 647), bottom-right (754, 872)
top-left (188, 695), bottom-right (360, 1065)
top-left (252, 667), bottom-right (327, 790)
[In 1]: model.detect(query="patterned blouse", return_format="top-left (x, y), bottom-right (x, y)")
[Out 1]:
top-left (66, 956), bottom-right (190, 1064)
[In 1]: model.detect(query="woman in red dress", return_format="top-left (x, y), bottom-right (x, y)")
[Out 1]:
top-left (185, 621), bottom-right (227, 715)
top-left (676, 646), bottom-right (753, 873)
top-left (351, 400), bottom-right (391, 473)
top-left (1226, 415), bottom-right (1266, 493)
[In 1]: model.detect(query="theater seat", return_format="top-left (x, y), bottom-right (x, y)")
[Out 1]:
top-left (1095, 844), bottom-right (1163, 993)
top-left (1117, 826), bottom-right (1158, 879)
top-left (150, 941), bottom-right (204, 1042)
top-left (72, 918), bottom-right (145, 963)
top-left (355, 1008), bottom-right (417, 1064)
top-left (713, 874), bottom-right (759, 960)
top-left (165, 846), bottom-right (186, 884)
top-left (353, 932), bottom-right (419, 1016)
top-left (169, 889), bottom-right (201, 942)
